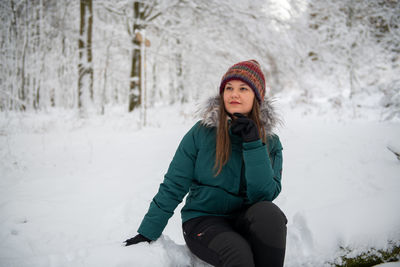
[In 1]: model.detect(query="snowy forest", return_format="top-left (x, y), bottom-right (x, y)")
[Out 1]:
top-left (1, 0), bottom-right (399, 119)
top-left (1, 0), bottom-right (400, 267)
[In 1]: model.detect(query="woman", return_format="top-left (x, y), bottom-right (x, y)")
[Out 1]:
top-left (125, 60), bottom-right (287, 267)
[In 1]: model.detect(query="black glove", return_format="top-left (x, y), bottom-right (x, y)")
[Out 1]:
top-left (230, 113), bottom-right (260, 142)
top-left (124, 234), bottom-right (152, 246)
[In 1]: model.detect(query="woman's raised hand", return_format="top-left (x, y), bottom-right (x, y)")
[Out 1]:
top-left (230, 113), bottom-right (260, 142)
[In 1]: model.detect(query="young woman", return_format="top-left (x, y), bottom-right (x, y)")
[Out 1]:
top-left (125, 60), bottom-right (287, 267)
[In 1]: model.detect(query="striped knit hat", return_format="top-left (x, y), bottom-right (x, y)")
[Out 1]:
top-left (219, 60), bottom-right (266, 104)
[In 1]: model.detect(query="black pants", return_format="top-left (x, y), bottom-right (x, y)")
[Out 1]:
top-left (183, 201), bottom-right (287, 267)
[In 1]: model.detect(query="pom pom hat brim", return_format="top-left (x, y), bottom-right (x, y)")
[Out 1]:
top-left (219, 60), bottom-right (266, 104)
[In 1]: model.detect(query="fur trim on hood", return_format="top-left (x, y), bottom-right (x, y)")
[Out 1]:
top-left (197, 95), bottom-right (282, 136)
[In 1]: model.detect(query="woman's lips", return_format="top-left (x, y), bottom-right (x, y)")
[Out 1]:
top-left (230, 101), bottom-right (240, 104)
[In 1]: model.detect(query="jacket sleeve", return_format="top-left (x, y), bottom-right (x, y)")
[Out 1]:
top-left (242, 135), bottom-right (283, 203)
top-left (137, 123), bottom-right (199, 240)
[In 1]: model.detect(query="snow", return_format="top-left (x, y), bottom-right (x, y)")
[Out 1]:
top-left (375, 263), bottom-right (400, 267)
top-left (0, 103), bottom-right (399, 266)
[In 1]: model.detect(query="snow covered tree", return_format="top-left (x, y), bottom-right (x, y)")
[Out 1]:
top-left (1, 0), bottom-right (398, 119)
top-left (296, 0), bottom-right (399, 108)
top-left (0, 0), bottom-right (79, 111)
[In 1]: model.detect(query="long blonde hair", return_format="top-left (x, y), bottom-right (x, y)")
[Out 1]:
top-left (214, 97), bottom-right (266, 176)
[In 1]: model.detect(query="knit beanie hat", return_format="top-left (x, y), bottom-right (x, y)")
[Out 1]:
top-left (219, 60), bottom-right (266, 104)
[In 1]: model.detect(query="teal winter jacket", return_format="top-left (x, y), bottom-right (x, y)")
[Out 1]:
top-left (138, 96), bottom-right (283, 240)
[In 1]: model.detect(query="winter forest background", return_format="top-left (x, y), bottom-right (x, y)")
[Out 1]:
top-left (1, 0), bottom-right (399, 119)
top-left (1, 0), bottom-right (400, 267)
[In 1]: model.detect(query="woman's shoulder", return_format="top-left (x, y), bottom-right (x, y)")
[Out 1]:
top-left (178, 121), bottom-right (215, 151)
top-left (189, 120), bottom-right (215, 134)
top-left (183, 120), bottom-right (215, 141)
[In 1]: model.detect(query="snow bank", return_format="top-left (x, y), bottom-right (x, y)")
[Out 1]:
top-left (375, 263), bottom-right (400, 267)
top-left (0, 103), bottom-right (399, 266)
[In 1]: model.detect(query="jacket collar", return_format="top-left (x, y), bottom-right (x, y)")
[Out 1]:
top-left (197, 95), bottom-right (281, 136)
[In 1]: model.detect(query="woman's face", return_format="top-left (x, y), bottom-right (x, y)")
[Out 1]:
top-left (223, 80), bottom-right (255, 116)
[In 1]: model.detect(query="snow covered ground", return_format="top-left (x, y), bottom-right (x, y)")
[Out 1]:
top-left (0, 102), bottom-right (399, 266)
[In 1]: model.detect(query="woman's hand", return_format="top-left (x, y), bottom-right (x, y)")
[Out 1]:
top-left (230, 113), bottom-right (260, 142)
top-left (124, 233), bottom-right (152, 246)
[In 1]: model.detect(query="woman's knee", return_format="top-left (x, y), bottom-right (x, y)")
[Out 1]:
top-left (244, 201), bottom-right (287, 248)
top-left (246, 201), bottom-right (287, 225)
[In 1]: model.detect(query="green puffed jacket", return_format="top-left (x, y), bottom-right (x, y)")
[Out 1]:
top-left (138, 95), bottom-right (283, 240)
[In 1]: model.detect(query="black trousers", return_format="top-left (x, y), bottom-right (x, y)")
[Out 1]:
top-left (183, 201), bottom-right (287, 267)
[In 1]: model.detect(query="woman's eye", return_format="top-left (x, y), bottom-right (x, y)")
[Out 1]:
top-left (240, 87), bottom-right (248, 91)
top-left (225, 86), bottom-right (233, 91)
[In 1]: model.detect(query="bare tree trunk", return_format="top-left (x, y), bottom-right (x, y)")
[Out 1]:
top-left (9, 0), bottom-right (19, 110)
top-left (347, 4), bottom-right (355, 100)
top-left (33, 1), bottom-right (42, 110)
top-left (175, 39), bottom-right (185, 103)
top-left (129, 49), bottom-right (141, 111)
top-left (19, 0), bottom-right (30, 111)
top-left (20, 37), bottom-right (27, 111)
top-left (87, 0), bottom-right (93, 100)
top-left (128, 1), bottom-right (142, 112)
top-left (78, 0), bottom-right (93, 111)
top-left (101, 40), bottom-right (112, 115)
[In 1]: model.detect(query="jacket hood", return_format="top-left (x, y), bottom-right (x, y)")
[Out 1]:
top-left (197, 95), bottom-right (281, 136)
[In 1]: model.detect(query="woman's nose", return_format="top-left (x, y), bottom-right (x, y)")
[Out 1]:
top-left (231, 89), bottom-right (239, 97)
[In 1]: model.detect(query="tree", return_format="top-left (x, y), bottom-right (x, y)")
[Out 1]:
top-left (78, 0), bottom-right (94, 112)
top-left (287, 0), bottom-right (399, 108)
top-left (127, 1), bottom-right (162, 112)
top-left (1, 0), bottom-right (398, 119)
